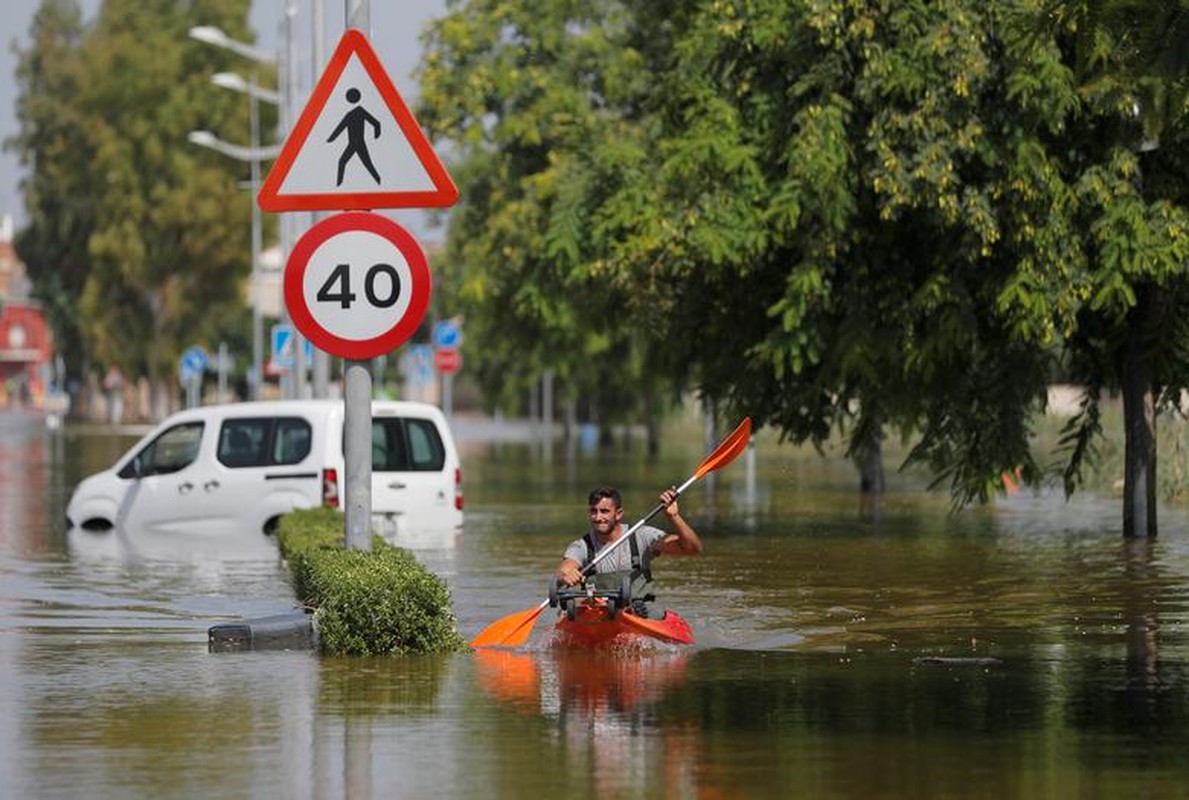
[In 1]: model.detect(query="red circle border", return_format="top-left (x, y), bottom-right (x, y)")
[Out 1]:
top-left (284, 212), bottom-right (431, 360)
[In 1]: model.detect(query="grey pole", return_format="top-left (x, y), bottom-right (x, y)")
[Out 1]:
top-left (342, 0), bottom-right (373, 551)
top-left (218, 341), bottom-right (229, 401)
top-left (249, 80), bottom-right (263, 400)
top-left (542, 369), bottom-right (554, 464)
top-left (311, 0), bottom-right (331, 399)
top-left (276, 11), bottom-right (294, 400)
top-left (286, 0), bottom-right (307, 399)
top-left (347, 0), bottom-right (369, 31)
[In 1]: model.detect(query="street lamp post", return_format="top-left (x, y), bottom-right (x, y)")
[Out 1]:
top-left (188, 25), bottom-right (279, 400)
top-left (208, 73), bottom-right (281, 401)
top-left (187, 127), bottom-right (279, 401)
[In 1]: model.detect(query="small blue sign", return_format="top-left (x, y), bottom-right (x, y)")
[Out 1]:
top-left (179, 345), bottom-right (209, 384)
top-left (432, 320), bottom-right (462, 349)
top-left (272, 325), bottom-right (314, 371)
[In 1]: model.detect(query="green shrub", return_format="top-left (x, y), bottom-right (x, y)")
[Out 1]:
top-left (275, 509), bottom-right (467, 656)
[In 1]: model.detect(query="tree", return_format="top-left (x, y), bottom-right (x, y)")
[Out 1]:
top-left (420, 0), bottom-right (1189, 537)
top-left (12, 0), bottom-right (262, 416)
top-left (1014, 0), bottom-right (1189, 536)
top-left (10, 0), bottom-right (92, 389)
top-left (418, 0), bottom-right (684, 440)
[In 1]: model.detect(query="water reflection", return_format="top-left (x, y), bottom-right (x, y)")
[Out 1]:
top-left (1123, 538), bottom-right (1160, 681)
top-left (9, 415), bottom-right (1189, 796)
top-left (474, 646), bottom-right (702, 798)
top-left (475, 646), bottom-right (691, 717)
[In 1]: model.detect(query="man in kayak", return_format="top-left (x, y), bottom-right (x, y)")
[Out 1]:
top-left (554, 486), bottom-right (703, 617)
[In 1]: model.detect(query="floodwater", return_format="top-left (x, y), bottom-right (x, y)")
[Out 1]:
top-left (4, 408), bottom-right (1189, 798)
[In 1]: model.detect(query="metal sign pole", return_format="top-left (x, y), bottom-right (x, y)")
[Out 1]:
top-left (342, 0), bottom-right (373, 552)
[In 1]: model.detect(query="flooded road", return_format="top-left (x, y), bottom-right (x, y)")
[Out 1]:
top-left (4, 408), bottom-right (1189, 798)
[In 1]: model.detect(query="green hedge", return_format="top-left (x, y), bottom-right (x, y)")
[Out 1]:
top-left (275, 508), bottom-right (467, 656)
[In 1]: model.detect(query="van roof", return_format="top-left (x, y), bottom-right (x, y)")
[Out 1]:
top-left (157, 399), bottom-right (449, 422)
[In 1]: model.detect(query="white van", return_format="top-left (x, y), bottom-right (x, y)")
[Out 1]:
top-left (65, 399), bottom-right (463, 538)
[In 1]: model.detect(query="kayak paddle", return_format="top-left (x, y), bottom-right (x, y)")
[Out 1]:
top-left (470, 417), bottom-right (752, 648)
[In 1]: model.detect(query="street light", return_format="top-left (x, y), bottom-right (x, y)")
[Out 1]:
top-left (211, 72), bottom-right (281, 106)
top-left (188, 25), bottom-right (279, 401)
top-left (188, 127), bottom-right (280, 401)
top-left (188, 26), bottom-right (276, 65)
top-left (187, 130), bottom-right (280, 162)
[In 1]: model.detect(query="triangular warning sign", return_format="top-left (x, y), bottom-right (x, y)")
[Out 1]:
top-left (258, 29), bottom-right (458, 212)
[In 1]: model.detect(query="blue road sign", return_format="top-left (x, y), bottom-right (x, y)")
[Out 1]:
top-left (271, 324), bottom-right (315, 371)
top-left (179, 345), bottom-right (209, 384)
top-left (432, 319), bottom-right (462, 349)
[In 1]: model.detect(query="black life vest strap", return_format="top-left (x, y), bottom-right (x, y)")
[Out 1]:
top-left (583, 530), bottom-right (649, 578)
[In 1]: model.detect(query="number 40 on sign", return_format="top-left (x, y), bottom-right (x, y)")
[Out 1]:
top-left (283, 211), bottom-right (431, 361)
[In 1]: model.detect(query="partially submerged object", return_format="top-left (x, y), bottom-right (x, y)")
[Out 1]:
top-left (550, 584), bottom-right (694, 647)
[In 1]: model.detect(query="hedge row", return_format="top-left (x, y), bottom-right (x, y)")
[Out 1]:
top-left (275, 508), bottom-right (467, 656)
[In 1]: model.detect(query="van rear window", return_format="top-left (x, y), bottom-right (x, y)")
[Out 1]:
top-left (218, 417), bottom-right (312, 468)
top-left (371, 417), bottom-right (446, 472)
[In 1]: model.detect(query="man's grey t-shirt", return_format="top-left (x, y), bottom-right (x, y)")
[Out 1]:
top-left (563, 525), bottom-right (666, 574)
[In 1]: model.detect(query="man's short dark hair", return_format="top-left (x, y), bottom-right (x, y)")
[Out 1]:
top-left (588, 486), bottom-right (622, 509)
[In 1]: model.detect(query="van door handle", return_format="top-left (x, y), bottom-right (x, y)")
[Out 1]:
top-left (204, 480), bottom-right (220, 492)
top-left (387, 481), bottom-right (407, 490)
top-left (178, 482), bottom-right (194, 495)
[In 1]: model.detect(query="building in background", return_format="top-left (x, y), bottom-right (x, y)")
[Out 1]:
top-left (0, 214), bottom-right (54, 408)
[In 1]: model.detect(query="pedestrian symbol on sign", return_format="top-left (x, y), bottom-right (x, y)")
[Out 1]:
top-left (329, 87), bottom-right (381, 186)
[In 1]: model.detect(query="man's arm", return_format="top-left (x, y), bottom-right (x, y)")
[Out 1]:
top-left (655, 488), bottom-right (703, 556)
top-left (556, 558), bottom-right (583, 586)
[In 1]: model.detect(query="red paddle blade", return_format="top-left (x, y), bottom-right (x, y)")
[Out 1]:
top-left (618, 610), bottom-right (696, 645)
top-left (693, 417), bottom-right (752, 480)
top-left (470, 602), bottom-right (547, 648)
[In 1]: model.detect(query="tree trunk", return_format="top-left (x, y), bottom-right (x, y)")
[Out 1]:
top-left (857, 420), bottom-right (885, 494)
top-left (1121, 290), bottom-right (1158, 538)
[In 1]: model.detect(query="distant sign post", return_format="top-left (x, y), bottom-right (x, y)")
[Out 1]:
top-left (271, 324), bottom-right (315, 373)
top-left (432, 320), bottom-right (462, 349)
top-left (434, 347), bottom-right (462, 375)
top-left (432, 320), bottom-right (462, 417)
top-left (259, 27), bottom-right (457, 553)
top-left (179, 345), bottom-right (208, 409)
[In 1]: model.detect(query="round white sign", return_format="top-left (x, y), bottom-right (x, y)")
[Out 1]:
top-left (284, 212), bottom-right (431, 359)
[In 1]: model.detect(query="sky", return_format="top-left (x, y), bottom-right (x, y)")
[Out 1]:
top-left (0, 0), bottom-right (449, 237)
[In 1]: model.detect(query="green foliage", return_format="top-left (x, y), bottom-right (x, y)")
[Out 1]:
top-left (12, 0), bottom-right (261, 395)
top-left (275, 509), bottom-right (467, 657)
top-left (10, 0), bottom-right (92, 374)
top-left (417, 0), bottom-right (680, 426)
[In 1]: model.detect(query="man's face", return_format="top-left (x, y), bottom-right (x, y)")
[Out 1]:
top-left (588, 497), bottom-right (622, 537)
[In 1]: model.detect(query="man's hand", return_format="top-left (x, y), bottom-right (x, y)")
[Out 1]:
top-left (557, 560), bottom-right (583, 586)
top-left (661, 487), bottom-right (680, 519)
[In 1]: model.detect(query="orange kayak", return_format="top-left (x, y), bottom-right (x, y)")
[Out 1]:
top-left (552, 596), bottom-right (695, 647)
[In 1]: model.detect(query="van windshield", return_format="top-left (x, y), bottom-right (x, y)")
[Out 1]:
top-left (118, 422), bottom-right (204, 478)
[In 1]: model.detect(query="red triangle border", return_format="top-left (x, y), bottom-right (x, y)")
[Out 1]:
top-left (257, 29), bottom-right (458, 213)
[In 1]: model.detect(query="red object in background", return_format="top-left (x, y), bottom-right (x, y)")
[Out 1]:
top-left (0, 302), bottom-right (54, 407)
top-left (434, 347), bottom-right (461, 375)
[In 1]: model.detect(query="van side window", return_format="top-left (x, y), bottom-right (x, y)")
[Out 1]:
top-left (217, 417), bottom-right (312, 468)
top-left (273, 418), bottom-right (312, 465)
top-left (406, 419), bottom-right (446, 470)
top-left (219, 420), bottom-right (267, 467)
top-left (370, 417), bottom-right (445, 472)
top-left (118, 422), bottom-right (204, 478)
top-left (372, 419), bottom-right (409, 471)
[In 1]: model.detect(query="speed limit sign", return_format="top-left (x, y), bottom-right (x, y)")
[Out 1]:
top-left (284, 212), bottom-right (431, 360)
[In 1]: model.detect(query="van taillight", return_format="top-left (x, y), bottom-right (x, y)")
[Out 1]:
top-left (454, 467), bottom-right (464, 511)
top-left (322, 468), bottom-right (340, 508)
